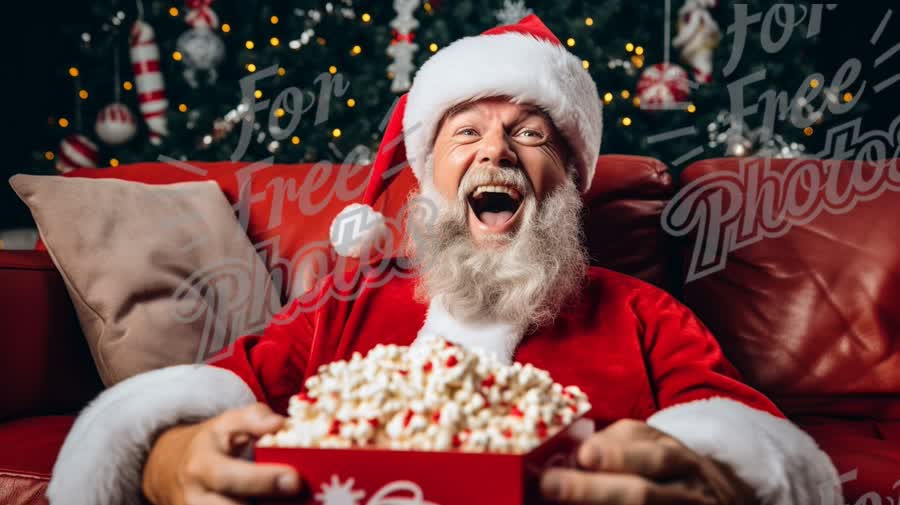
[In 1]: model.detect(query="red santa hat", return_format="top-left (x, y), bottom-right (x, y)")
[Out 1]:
top-left (330, 14), bottom-right (603, 258)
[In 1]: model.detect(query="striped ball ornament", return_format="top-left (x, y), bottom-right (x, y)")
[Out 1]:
top-left (95, 103), bottom-right (137, 145)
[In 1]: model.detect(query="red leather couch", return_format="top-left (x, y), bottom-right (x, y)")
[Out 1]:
top-left (1, 155), bottom-right (898, 504)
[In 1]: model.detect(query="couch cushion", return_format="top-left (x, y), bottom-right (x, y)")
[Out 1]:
top-left (12, 177), bottom-right (283, 387)
top-left (0, 416), bottom-right (74, 505)
top-left (677, 158), bottom-right (900, 417)
top-left (585, 155), bottom-right (676, 291)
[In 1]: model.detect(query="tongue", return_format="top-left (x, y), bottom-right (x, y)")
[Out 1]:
top-left (479, 210), bottom-right (514, 227)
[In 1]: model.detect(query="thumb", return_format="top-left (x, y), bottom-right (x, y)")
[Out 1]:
top-left (211, 403), bottom-right (285, 451)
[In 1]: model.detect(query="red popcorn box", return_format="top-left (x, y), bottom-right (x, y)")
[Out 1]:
top-left (254, 417), bottom-right (593, 505)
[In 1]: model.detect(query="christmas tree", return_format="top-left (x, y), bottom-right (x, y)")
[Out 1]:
top-left (37, 0), bottom-right (872, 177)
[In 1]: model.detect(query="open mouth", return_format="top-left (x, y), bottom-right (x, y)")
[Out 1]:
top-left (467, 185), bottom-right (524, 232)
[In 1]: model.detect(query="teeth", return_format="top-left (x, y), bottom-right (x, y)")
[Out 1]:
top-left (472, 185), bottom-right (522, 201)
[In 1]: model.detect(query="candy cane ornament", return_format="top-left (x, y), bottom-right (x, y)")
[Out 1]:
top-left (130, 20), bottom-right (169, 145)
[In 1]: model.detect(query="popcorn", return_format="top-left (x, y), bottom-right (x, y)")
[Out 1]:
top-left (257, 338), bottom-right (591, 454)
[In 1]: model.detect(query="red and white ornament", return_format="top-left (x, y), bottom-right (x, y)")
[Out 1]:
top-left (56, 134), bottom-right (99, 174)
top-left (636, 63), bottom-right (691, 110)
top-left (129, 20), bottom-right (169, 145)
top-left (94, 103), bottom-right (137, 145)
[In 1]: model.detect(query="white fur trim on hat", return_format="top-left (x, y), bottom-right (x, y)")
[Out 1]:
top-left (329, 203), bottom-right (390, 258)
top-left (403, 31), bottom-right (603, 193)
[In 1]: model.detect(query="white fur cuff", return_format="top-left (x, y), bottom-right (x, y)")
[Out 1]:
top-left (647, 397), bottom-right (843, 505)
top-left (47, 365), bottom-right (256, 505)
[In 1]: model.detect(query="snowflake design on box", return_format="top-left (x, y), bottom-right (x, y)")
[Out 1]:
top-left (314, 475), bottom-right (440, 505)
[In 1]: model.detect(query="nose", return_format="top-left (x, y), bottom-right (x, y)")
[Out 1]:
top-left (477, 127), bottom-right (518, 168)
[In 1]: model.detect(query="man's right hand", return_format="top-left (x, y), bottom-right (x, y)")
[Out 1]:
top-left (142, 403), bottom-right (302, 505)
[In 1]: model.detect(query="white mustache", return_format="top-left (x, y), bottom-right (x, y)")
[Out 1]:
top-left (457, 166), bottom-right (530, 202)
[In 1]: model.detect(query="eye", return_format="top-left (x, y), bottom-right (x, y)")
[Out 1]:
top-left (517, 128), bottom-right (543, 137)
top-left (456, 127), bottom-right (479, 136)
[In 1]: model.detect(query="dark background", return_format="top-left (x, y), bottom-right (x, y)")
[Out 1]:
top-left (3, 2), bottom-right (899, 231)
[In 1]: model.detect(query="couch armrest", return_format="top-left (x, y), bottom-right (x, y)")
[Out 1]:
top-left (0, 250), bottom-right (102, 421)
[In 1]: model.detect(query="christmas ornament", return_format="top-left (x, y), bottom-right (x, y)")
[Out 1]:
top-left (177, 0), bottom-right (225, 88)
top-left (386, 0), bottom-right (420, 93)
top-left (637, 0), bottom-right (692, 110)
top-left (495, 0), bottom-right (532, 26)
top-left (130, 19), bottom-right (169, 144)
top-left (673, 0), bottom-right (720, 84)
top-left (56, 134), bottom-right (99, 174)
top-left (637, 63), bottom-right (691, 109)
top-left (95, 103), bottom-right (137, 145)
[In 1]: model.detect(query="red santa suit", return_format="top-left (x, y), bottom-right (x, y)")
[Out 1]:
top-left (47, 14), bottom-right (841, 505)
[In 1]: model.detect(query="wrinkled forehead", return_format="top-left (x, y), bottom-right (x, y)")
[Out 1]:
top-left (435, 97), bottom-right (554, 135)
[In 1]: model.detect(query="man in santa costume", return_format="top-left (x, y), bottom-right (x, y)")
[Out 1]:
top-left (48, 15), bottom-right (841, 505)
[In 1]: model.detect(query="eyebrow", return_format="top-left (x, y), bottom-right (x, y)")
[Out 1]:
top-left (440, 101), bottom-right (549, 127)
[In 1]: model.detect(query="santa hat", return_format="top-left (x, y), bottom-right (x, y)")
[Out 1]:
top-left (330, 14), bottom-right (603, 258)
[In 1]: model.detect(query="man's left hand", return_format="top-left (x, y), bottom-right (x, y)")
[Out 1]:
top-left (540, 419), bottom-right (758, 504)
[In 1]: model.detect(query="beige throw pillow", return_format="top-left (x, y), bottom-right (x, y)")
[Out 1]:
top-left (10, 175), bottom-right (282, 386)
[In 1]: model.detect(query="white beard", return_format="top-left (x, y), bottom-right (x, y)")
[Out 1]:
top-left (406, 158), bottom-right (588, 332)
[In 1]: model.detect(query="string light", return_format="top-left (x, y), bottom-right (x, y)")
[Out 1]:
top-left (316, 37), bottom-right (326, 45)
top-left (58, 118), bottom-right (69, 128)
top-left (245, 40), bottom-right (255, 50)
top-left (582, 60), bottom-right (590, 70)
top-left (277, 67), bottom-right (286, 76)
top-left (620, 90), bottom-right (631, 99)
top-left (332, 128), bottom-right (342, 138)
top-left (585, 17), bottom-right (594, 26)
top-left (275, 108), bottom-right (286, 118)
top-left (221, 23), bottom-right (231, 33)
top-left (178, 103), bottom-right (188, 112)
top-left (109, 158), bottom-right (119, 167)
top-left (621, 117), bottom-right (632, 126)
top-left (566, 38), bottom-right (576, 47)
top-left (123, 81), bottom-right (133, 90)
top-left (79, 89), bottom-right (89, 99)
top-left (632, 97), bottom-right (641, 107)
top-left (246, 63), bottom-right (257, 72)
top-left (172, 51), bottom-right (183, 61)
top-left (351, 45), bottom-right (362, 55)
top-left (168, 7), bottom-right (179, 17)
top-left (429, 43), bottom-right (438, 53)
top-left (687, 103), bottom-right (697, 113)
top-left (44, 151), bottom-right (54, 161)
top-left (68, 67), bottom-right (79, 77)
top-left (803, 126), bottom-right (814, 136)
top-left (843, 92), bottom-right (853, 102)
top-left (424, 2), bottom-right (432, 13)
top-left (346, 98), bottom-right (356, 108)
top-left (270, 15), bottom-right (279, 24)
top-left (603, 92), bottom-right (614, 104)
top-left (635, 46), bottom-right (644, 55)
top-left (270, 37), bottom-right (280, 47)
top-left (626, 42), bottom-right (634, 52)
top-left (329, 65), bottom-right (337, 74)
top-left (809, 79), bottom-right (820, 89)
top-left (361, 12), bottom-right (372, 23)
top-left (254, 90), bottom-right (263, 99)
top-left (291, 136), bottom-right (301, 145)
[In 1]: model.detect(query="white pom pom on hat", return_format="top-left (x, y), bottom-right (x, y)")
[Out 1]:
top-left (329, 14), bottom-right (603, 258)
